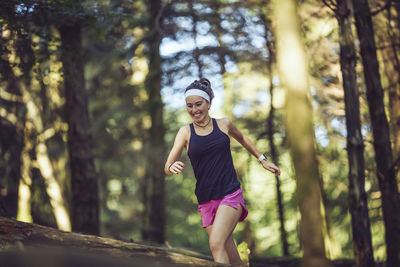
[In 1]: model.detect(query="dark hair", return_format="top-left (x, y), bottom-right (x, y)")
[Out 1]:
top-left (185, 78), bottom-right (214, 103)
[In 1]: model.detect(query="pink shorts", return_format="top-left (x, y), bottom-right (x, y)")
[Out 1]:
top-left (197, 188), bottom-right (248, 228)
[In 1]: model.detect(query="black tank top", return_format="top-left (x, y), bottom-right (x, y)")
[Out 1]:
top-left (188, 118), bottom-right (240, 204)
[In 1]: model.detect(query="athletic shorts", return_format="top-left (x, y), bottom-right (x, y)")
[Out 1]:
top-left (197, 188), bottom-right (248, 228)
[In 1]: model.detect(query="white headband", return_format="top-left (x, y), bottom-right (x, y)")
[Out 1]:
top-left (184, 89), bottom-right (210, 102)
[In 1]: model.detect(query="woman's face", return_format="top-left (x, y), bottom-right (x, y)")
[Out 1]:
top-left (186, 95), bottom-right (210, 123)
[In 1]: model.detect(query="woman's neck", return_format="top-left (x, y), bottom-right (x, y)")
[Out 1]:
top-left (194, 116), bottom-right (211, 128)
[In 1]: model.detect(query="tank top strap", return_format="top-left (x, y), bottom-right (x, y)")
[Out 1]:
top-left (212, 118), bottom-right (217, 128)
top-left (212, 118), bottom-right (223, 134)
top-left (189, 123), bottom-right (195, 135)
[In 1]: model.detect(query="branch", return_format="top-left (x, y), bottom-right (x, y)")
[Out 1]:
top-left (36, 122), bottom-right (67, 143)
top-left (391, 155), bottom-right (400, 172)
top-left (321, 0), bottom-right (337, 13)
top-left (155, 0), bottom-right (172, 35)
top-left (0, 107), bottom-right (23, 130)
top-left (376, 43), bottom-right (400, 50)
top-left (370, 0), bottom-right (392, 16)
top-left (0, 89), bottom-right (23, 103)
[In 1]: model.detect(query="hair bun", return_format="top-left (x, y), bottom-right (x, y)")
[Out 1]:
top-left (199, 78), bottom-right (210, 87)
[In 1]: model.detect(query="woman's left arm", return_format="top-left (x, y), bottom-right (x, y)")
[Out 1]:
top-left (226, 118), bottom-right (280, 175)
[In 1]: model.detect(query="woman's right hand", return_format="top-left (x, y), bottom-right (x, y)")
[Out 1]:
top-left (169, 161), bottom-right (185, 174)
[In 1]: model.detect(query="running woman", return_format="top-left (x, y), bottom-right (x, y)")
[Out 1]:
top-left (164, 78), bottom-right (280, 266)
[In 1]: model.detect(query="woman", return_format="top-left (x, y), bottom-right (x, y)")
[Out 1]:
top-left (164, 78), bottom-right (280, 266)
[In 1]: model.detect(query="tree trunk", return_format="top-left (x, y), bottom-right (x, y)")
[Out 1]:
top-left (2, 23), bottom-right (36, 225)
top-left (0, 123), bottom-right (22, 218)
top-left (316, 170), bottom-right (335, 258)
top-left (209, 1), bottom-right (227, 75)
top-left (17, 121), bottom-right (33, 224)
top-left (189, 2), bottom-right (204, 78)
top-left (59, 22), bottom-right (99, 235)
top-left (260, 9), bottom-right (289, 256)
top-left (0, 29), bottom-right (24, 218)
top-left (336, 1), bottom-right (375, 266)
top-left (383, 5), bottom-right (400, 185)
top-left (142, 0), bottom-right (166, 244)
top-left (352, 1), bottom-right (400, 266)
top-left (272, 0), bottom-right (331, 266)
top-left (268, 98), bottom-right (289, 258)
top-left (394, 1), bottom-right (400, 33)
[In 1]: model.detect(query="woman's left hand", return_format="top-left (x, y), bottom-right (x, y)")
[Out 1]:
top-left (261, 160), bottom-right (280, 176)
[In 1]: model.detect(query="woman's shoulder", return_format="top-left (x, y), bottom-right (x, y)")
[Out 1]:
top-left (215, 117), bottom-right (233, 134)
top-left (178, 125), bottom-right (190, 134)
top-left (215, 117), bottom-right (232, 126)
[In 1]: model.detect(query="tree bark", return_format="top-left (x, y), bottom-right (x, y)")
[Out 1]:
top-left (352, 0), bottom-right (400, 266)
top-left (59, 21), bottom-right (99, 235)
top-left (272, 0), bottom-right (331, 266)
top-left (142, 0), bottom-right (166, 244)
top-left (336, 1), bottom-right (375, 267)
top-left (383, 5), bottom-right (400, 185)
top-left (210, 1), bottom-right (227, 75)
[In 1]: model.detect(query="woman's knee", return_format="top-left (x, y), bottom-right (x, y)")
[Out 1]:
top-left (209, 235), bottom-right (225, 253)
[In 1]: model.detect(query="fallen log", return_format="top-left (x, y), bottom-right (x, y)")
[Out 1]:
top-left (0, 216), bottom-right (219, 267)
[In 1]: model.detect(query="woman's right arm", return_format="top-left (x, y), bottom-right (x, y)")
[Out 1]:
top-left (164, 126), bottom-right (188, 175)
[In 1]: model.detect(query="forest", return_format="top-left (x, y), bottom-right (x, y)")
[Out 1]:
top-left (0, 0), bottom-right (399, 267)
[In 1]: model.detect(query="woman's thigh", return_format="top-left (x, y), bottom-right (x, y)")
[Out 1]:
top-left (208, 204), bottom-right (242, 243)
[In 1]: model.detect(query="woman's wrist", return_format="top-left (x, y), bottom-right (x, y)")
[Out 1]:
top-left (258, 154), bottom-right (266, 163)
top-left (168, 162), bottom-right (174, 173)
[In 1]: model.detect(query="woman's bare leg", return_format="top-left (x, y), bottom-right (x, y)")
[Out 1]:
top-left (225, 233), bottom-right (245, 266)
top-left (205, 204), bottom-right (245, 265)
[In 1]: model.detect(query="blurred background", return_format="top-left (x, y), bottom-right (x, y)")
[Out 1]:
top-left (0, 0), bottom-right (399, 265)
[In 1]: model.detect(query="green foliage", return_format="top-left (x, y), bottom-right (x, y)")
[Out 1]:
top-left (237, 241), bottom-right (251, 264)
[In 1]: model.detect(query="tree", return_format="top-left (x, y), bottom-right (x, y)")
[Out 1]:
top-left (272, 0), bottom-right (332, 266)
top-left (352, 0), bottom-right (400, 266)
top-left (376, 2), bottom-right (400, 185)
top-left (258, 1), bottom-right (289, 256)
top-left (325, 0), bottom-right (375, 266)
top-left (142, 0), bottom-right (166, 243)
top-left (0, 23), bottom-right (24, 219)
top-left (59, 5), bottom-right (99, 235)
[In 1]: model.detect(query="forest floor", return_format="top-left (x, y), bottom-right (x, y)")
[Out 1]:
top-left (0, 217), bottom-right (364, 267)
